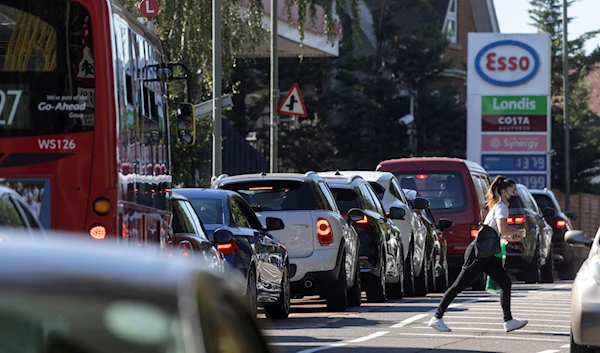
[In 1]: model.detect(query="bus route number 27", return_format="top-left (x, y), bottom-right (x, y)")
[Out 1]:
top-left (38, 139), bottom-right (77, 151)
top-left (0, 89), bottom-right (23, 126)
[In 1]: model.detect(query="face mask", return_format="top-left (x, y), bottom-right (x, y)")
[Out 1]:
top-left (505, 192), bottom-right (516, 204)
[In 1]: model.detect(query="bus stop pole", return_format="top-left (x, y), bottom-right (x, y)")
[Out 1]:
top-left (212, 0), bottom-right (222, 177)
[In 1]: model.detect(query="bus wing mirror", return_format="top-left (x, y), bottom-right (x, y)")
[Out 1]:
top-left (176, 103), bottom-right (196, 146)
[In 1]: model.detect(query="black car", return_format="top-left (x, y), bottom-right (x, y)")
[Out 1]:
top-left (505, 185), bottom-right (554, 284)
top-left (174, 188), bottom-right (291, 319)
top-left (168, 192), bottom-right (227, 273)
top-left (321, 174), bottom-right (405, 302)
top-left (529, 188), bottom-right (585, 280)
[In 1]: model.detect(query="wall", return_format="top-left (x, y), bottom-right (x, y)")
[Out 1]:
top-left (552, 189), bottom-right (600, 238)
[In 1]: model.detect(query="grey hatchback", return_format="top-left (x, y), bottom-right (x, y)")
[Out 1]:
top-left (0, 186), bottom-right (45, 236)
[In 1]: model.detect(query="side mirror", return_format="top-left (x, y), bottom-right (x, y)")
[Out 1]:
top-left (542, 207), bottom-right (557, 218)
top-left (565, 230), bottom-right (593, 248)
top-left (265, 217), bottom-right (285, 231)
top-left (214, 229), bottom-right (234, 244)
top-left (176, 103), bottom-right (196, 146)
top-left (388, 207), bottom-right (406, 220)
top-left (566, 211), bottom-right (578, 220)
top-left (347, 208), bottom-right (365, 222)
top-left (438, 218), bottom-right (454, 231)
top-left (413, 197), bottom-right (430, 210)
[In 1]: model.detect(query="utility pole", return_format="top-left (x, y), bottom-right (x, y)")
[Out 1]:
top-left (212, 0), bottom-right (222, 178)
top-left (563, 0), bottom-right (570, 210)
top-left (269, 0), bottom-right (279, 173)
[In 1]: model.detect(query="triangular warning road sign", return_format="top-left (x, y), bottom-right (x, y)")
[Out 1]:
top-left (278, 83), bottom-right (307, 117)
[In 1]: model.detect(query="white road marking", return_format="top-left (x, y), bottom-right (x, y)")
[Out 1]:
top-left (444, 307), bottom-right (570, 314)
top-left (348, 331), bottom-right (389, 343)
top-left (395, 332), bottom-right (566, 342)
top-left (420, 321), bottom-right (570, 329)
top-left (296, 344), bottom-right (347, 353)
top-left (413, 326), bottom-right (568, 336)
top-left (561, 344), bottom-right (570, 348)
top-left (440, 315), bottom-right (570, 323)
top-left (445, 311), bottom-right (570, 317)
top-left (536, 350), bottom-right (560, 353)
top-left (390, 314), bottom-right (428, 328)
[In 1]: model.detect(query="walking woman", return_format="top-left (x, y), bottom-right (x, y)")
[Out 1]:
top-left (428, 176), bottom-right (528, 333)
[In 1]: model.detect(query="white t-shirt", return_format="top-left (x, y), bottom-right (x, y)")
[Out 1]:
top-left (483, 201), bottom-right (508, 234)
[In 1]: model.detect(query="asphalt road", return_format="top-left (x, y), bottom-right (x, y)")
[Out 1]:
top-left (260, 281), bottom-right (572, 353)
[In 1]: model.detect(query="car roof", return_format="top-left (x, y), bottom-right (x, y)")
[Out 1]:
top-left (377, 157), bottom-right (486, 173)
top-left (319, 173), bottom-right (365, 187)
top-left (528, 189), bottom-right (553, 195)
top-left (0, 186), bottom-right (19, 197)
top-left (213, 172), bottom-right (320, 186)
top-left (319, 170), bottom-right (394, 183)
top-left (0, 233), bottom-right (220, 295)
top-left (174, 188), bottom-right (232, 200)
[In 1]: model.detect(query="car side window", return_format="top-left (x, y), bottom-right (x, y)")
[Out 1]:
top-left (368, 185), bottom-right (386, 216)
top-left (390, 178), bottom-right (407, 204)
top-left (230, 197), bottom-right (250, 228)
top-left (0, 195), bottom-right (26, 228)
top-left (182, 201), bottom-right (209, 239)
top-left (471, 175), bottom-right (486, 209)
top-left (360, 183), bottom-right (385, 216)
top-left (523, 189), bottom-right (540, 214)
top-left (318, 181), bottom-right (338, 212)
top-left (233, 197), bottom-right (263, 230)
top-left (13, 197), bottom-right (41, 229)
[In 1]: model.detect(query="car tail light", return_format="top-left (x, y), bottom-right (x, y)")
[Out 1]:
top-left (317, 218), bottom-right (333, 245)
top-left (556, 219), bottom-right (567, 228)
top-left (217, 240), bottom-right (238, 255)
top-left (89, 225), bottom-right (106, 240)
top-left (416, 174), bottom-right (429, 180)
top-left (355, 215), bottom-right (369, 225)
top-left (507, 215), bottom-right (526, 225)
top-left (178, 242), bottom-right (193, 258)
top-left (470, 224), bottom-right (479, 240)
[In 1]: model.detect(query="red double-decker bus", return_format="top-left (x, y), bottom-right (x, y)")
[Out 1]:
top-left (0, 0), bottom-right (184, 244)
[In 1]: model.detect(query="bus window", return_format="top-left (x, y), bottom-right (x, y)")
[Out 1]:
top-left (0, 1), bottom-right (95, 138)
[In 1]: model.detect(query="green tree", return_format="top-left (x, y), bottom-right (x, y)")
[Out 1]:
top-left (529, 0), bottom-right (600, 193)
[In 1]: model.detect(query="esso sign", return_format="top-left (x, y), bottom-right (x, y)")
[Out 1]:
top-left (475, 40), bottom-right (540, 87)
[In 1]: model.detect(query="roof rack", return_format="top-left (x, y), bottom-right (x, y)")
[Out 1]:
top-left (214, 174), bottom-right (229, 182)
top-left (305, 171), bottom-right (318, 178)
top-left (347, 175), bottom-right (363, 184)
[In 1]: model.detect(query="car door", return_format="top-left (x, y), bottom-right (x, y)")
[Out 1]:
top-left (522, 188), bottom-right (552, 261)
top-left (391, 177), bottom-right (426, 260)
top-left (173, 199), bottom-right (221, 264)
top-left (232, 195), bottom-right (285, 287)
top-left (361, 183), bottom-right (399, 268)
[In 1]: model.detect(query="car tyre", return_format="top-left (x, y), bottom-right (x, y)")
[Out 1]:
top-left (326, 256), bottom-right (349, 312)
top-left (386, 245), bottom-right (404, 300)
top-left (347, 251), bottom-right (362, 307)
top-left (524, 242), bottom-right (541, 284)
top-left (366, 251), bottom-right (387, 303)
top-left (414, 252), bottom-right (429, 297)
top-left (247, 268), bottom-right (258, 317)
top-left (435, 249), bottom-right (449, 293)
top-left (403, 242), bottom-right (416, 297)
top-left (571, 331), bottom-right (594, 353)
top-left (558, 259), bottom-right (579, 280)
top-left (426, 250), bottom-right (435, 292)
top-left (265, 265), bottom-right (291, 320)
top-left (540, 248), bottom-right (554, 283)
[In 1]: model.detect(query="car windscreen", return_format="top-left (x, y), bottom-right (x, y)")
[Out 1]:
top-left (189, 198), bottom-right (224, 225)
top-left (0, 290), bottom-right (184, 353)
top-left (532, 194), bottom-right (555, 212)
top-left (0, 0), bottom-right (96, 138)
top-left (330, 188), bottom-right (361, 213)
top-left (393, 172), bottom-right (466, 212)
top-left (219, 180), bottom-right (317, 211)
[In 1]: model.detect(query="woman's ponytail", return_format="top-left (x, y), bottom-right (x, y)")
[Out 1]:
top-left (485, 176), bottom-right (503, 209)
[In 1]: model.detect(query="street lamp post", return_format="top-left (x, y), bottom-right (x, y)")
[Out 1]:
top-left (212, 0), bottom-right (222, 178)
top-left (269, 0), bottom-right (279, 173)
top-left (563, 0), bottom-right (570, 210)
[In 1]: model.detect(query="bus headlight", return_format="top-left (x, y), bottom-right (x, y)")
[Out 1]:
top-left (93, 198), bottom-right (111, 215)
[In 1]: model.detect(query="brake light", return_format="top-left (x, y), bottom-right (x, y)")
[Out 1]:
top-left (89, 225), bottom-right (106, 240)
top-left (556, 220), bottom-right (567, 228)
top-left (416, 174), bottom-right (429, 180)
top-left (470, 225), bottom-right (479, 239)
top-left (317, 218), bottom-right (333, 245)
top-left (355, 215), bottom-right (369, 225)
top-left (507, 215), bottom-right (526, 225)
top-left (217, 240), bottom-right (238, 255)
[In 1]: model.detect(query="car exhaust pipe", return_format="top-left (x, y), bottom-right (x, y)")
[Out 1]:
top-left (304, 280), bottom-right (313, 288)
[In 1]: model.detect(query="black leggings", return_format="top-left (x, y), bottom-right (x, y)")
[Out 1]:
top-left (435, 256), bottom-right (513, 322)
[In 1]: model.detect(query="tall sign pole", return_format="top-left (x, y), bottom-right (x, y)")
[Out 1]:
top-left (212, 0), bottom-right (222, 177)
top-left (563, 0), bottom-right (571, 210)
top-left (270, 0), bottom-right (279, 173)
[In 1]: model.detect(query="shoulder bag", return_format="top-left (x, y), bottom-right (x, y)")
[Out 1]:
top-left (474, 223), bottom-right (501, 259)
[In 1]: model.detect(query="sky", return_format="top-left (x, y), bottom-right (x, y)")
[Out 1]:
top-left (493, 0), bottom-right (600, 54)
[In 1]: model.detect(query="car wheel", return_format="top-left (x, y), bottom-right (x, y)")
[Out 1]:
top-left (435, 250), bottom-right (449, 293)
top-left (366, 250), bottom-right (387, 303)
top-left (426, 250), bottom-right (435, 292)
top-left (264, 265), bottom-right (291, 320)
top-left (470, 272), bottom-right (486, 291)
top-left (571, 331), bottom-right (594, 353)
top-left (347, 251), bottom-right (362, 307)
top-left (386, 244), bottom-right (404, 300)
top-left (558, 259), bottom-right (579, 280)
top-left (326, 255), bottom-right (349, 311)
top-left (414, 252), bottom-right (429, 297)
top-left (247, 269), bottom-right (258, 317)
top-left (524, 242), bottom-right (541, 284)
top-left (540, 248), bottom-right (554, 283)
top-left (403, 242), bottom-right (416, 297)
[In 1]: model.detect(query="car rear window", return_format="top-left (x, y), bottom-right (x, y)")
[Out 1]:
top-left (219, 180), bottom-right (317, 211)
top-left (393, 172), bottom-right (466, 212)
top-left (532, 194), bottom-right (555, 212)
top-left (189, 199), bottom-right (223, 225)
top-left (330, 188), bottom-right (361, 213)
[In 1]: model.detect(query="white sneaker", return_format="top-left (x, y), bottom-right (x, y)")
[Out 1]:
top-left (504, 318), bottom-right (528, 332)
top-left (428, 317), bottom-right (452, 332)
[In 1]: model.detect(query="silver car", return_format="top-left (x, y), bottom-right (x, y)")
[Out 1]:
top-left (566, 228), bottom-right (600, 352)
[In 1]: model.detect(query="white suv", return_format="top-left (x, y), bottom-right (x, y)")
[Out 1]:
top-left (320, 171), bottom-right (431, 297)
top-left (212, 172), bottom-right (364, 311)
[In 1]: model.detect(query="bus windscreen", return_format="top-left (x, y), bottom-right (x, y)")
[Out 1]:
top-left (0, 0), bottom-right (95, 138)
